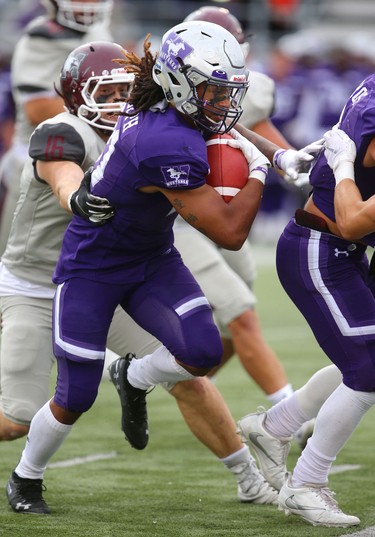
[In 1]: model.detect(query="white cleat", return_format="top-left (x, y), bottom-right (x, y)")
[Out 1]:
top-left (278, 478), bottom-right (360, 527)
top-left (237, 409), bottom-right (291, 491)
top-left (234, 458), bottom-right (279, 505)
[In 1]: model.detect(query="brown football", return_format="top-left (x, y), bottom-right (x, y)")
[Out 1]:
top-left (206, 133), bottom-right (249, 203)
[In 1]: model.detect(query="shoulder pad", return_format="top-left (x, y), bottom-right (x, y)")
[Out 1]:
top-left (27, 17), bottom-right (82, 40)
top-left (29, 119), bottom-right (86, 165)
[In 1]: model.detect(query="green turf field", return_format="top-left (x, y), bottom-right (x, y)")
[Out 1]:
top-left (1, 245), bottom-right (374, 537)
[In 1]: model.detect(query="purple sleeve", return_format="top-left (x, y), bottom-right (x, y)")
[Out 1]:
top-left (139, 155), bottom-right (207, 190)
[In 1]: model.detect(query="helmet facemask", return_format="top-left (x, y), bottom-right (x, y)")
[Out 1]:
top-left (53, 0), bottom-right (113, 32)
top-left (180, 67), bottom-right (247, 134)
top-left (78, 71), bottom-right (134, 131)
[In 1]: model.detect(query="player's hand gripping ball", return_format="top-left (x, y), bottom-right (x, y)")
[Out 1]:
top-left (206, 134), bottom-right (249, 203)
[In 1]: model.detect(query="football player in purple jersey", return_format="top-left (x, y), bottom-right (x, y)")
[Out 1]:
top-left (6, 21), bottom-right (319, 514)
top-left (1, 36), bottom-right (276, 516)
top-left (238, 76), bottom-right (375, 528)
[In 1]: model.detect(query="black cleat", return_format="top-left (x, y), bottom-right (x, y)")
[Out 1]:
top-left (108, 354), bottom-right (149, 450)
top-left (6, 471), bottom-right (50, 515)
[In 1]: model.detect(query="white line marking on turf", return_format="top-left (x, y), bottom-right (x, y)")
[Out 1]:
top-left (329, 464), bottom-right (361, 475)
top-left (48, 451), bottom-right (117, 468)
top-left (341, 526), bottom-right (375, 537)
top-left (331, 465), bottom-right (372, 537)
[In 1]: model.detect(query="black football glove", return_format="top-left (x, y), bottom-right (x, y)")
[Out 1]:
top-left (68, 167), bottom-right (114, 225)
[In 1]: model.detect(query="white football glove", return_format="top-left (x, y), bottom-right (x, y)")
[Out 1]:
top-left (323, 128), bottom-right (356, 184)
top-left (273, 139), bottom-right (324, 183)
top-left (291, 173), bottom-right (310, 188)
top-left (227, 129), bottom-right (270, 184)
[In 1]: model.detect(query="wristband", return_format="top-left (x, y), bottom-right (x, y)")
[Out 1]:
top-left (272, 149), bottom-right (285, 170)
top-left (249, 167), bottom-right (268, 185)
top-left (334, 161), bottom-right (355, 184)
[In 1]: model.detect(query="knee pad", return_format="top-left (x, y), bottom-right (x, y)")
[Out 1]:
top-left (178, 325), bottom-right (223, 370)
top-left (54, 357), bottom-right (104, 413)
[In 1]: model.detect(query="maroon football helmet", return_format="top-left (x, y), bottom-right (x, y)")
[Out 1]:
top-left (42, 0), bottom-right (113, 32)
top-left (59, 41), bottom-right (134, 131)
top-left (184, 6), bottom-right (246, 45)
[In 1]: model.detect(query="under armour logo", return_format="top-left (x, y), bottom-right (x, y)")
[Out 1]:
top-left (16, 501), bottom-right (32, 511)
top-left (334, 248), bottom-right (349, 258)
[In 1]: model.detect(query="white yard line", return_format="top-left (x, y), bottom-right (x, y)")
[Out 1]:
top-left (340, 527), bottom-right (375, 537)
top-left (329, 464), bottom-right (361, 475)
top-left (327, 464), bottom-right (371, 537)
top-left (47, 451), bottom-right (117, 468)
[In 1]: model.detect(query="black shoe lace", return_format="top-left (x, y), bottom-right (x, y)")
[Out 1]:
top-left (127, 386), bottom-right (155, 423)
top-left (18, 480), bottom-right (47, 503)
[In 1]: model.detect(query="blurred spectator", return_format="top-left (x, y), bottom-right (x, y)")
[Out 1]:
top-left (0, 56), bottom-right (15, 217)
top-left (0, 59), bottom-right (15, 160)
top-left (270, 31), bottom-right (372, 145)
top-left (267, 0), bottom-right (301, 37)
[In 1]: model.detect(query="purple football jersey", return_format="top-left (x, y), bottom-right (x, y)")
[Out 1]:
top-left (53, 105), bottom-right (209, 284)
top-left (310, 74), bottom-right (375, 245)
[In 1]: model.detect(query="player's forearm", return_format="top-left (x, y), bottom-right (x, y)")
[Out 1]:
top-left (251, 119), bottom-right (293, 150)
top-left (235, 122), bottom-right (281, 162)
top-left (334, 180), bottom-right (375, 239)
top-left (36, 160), bottom-right (83, 212)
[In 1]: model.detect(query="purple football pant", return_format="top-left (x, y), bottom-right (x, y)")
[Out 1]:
top-left (52, 249), bottom-right (222, 411)
top-left (276, 219), bottom-right (375, 392)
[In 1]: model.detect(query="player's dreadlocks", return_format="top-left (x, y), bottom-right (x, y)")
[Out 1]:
top-left (115, 34), bottom-right (164, 115)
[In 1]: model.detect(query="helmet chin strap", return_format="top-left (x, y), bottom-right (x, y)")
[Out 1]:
top-left (152, 67), bottom-right (173, 102)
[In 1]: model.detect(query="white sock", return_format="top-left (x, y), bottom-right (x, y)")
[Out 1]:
top-left (128, 346), bottom-right (195, 390)
top-left (267, 383), bottom-right (293, 405)
top-left (220, 445), bottom-right (250, 468)
top-left (265, 365), bottom-right (342, 438)
top-left (295, 364), bottom-right (342, 417)
top-left (292, 383), bottom-right (375, 486)
top-left (15, 401), bottom-right (72, 480)
top-left (220, 445), bottom-right (254, 485)
top-left (292, 441), bottom-right (335, 487)
top-left (265, 393), bottom-right (309, 439)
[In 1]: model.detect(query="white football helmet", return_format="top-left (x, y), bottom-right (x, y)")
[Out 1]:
top-left (43, 0), bottom-right (113, 32)
top-left (152, 21), bottom-right (249, 135)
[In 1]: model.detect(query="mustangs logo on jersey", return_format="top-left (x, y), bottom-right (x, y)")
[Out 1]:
top-left (161, 165), bottom-right (190, 187)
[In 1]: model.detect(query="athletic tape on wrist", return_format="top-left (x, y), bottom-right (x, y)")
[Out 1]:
top-left (334, 161), bottom-right (355, 184)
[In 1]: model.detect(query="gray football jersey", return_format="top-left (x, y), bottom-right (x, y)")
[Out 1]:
top-left (11, 16), bottom-right (112, 147)
top-left (240, 70), bottom-right (275, 128)
top-left (2, 113), bottom-right (106, 288)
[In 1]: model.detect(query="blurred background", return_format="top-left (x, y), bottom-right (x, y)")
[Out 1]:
top-left (1, 0), bottom-right (375, 241)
